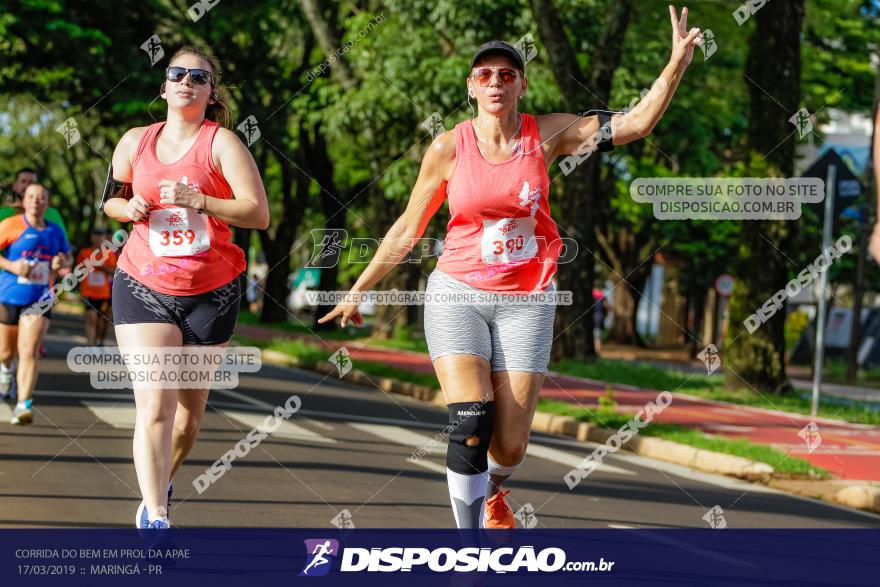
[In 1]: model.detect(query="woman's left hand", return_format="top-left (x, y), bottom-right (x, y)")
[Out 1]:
top-left (669, 5), bottom-right (702, 68)
top-left (158, 179), bottom-right (203, 209)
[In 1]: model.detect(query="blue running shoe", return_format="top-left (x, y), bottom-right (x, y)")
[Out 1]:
top-left (147, 518), bottom-right (170, 529)
top-left (11, 399), bottom-right (32, 425)
top-left (136, 502), bottom-right (149, 529)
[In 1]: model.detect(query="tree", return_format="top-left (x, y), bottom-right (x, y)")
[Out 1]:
top-left (531, 0), bottom-right (633, 359)
top-left (725, 0), bottom-right (806, 394)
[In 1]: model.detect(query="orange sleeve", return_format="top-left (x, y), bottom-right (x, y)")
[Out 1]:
top-left (0, 216), bottom-right (26, 252)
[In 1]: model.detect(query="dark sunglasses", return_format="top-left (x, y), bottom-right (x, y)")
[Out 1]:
top-left (165, 66), bottom-right (214, 86)
top-left (471, 67), bottom-right (519, 86)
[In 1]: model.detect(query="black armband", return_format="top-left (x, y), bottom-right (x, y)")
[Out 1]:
top-left (596, 111), bottom-right (614, 152)
top-left (98, 163), bottom-right (133, 212)
top-left (576, 109), bottom-right (619, 154)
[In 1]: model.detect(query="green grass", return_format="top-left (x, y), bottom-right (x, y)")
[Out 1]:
top-left (235, 335), bottom-right (440, 390)
top-left (821, 359), bottom-right (880, 390)
top-left (537, 398), bottom-right (829, 478)
top-left (237, 310), bottom-right (430, 352)
top-left (550, 358), bottom-right (880, 426)
top-left (551, 357), bottom-right (723, 392)
top-left (367, 337), bottom-right (430, 354)
top-left (237, 310), bottom-right (370, 340)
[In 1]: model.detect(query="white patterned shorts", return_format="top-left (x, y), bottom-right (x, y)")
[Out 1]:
top-left (423, 268), bottom-right (556, 373)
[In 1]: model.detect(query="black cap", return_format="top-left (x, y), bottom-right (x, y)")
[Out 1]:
top-left (470, 40), bottom-right (525, 71)
top-left (92, 226), bottom-right (109, 235)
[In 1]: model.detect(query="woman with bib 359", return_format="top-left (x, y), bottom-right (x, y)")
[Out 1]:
top-left (104, 46), bottom-right (269, 529)
top-left (321, 7), bottom-right (702, 529)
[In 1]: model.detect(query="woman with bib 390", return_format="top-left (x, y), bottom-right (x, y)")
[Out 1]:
top-left (320, 7), bottom-right (701, 529)
top-left (104, 46), bottom-right (269, 529)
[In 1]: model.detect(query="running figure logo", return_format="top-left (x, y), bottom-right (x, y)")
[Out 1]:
top-left (514, 33), bottom-right (538, 65)
top-left (299, 538), bottom-right (340, 577)
top-left (56, 118), bottom-right (81, 149)
top-left (702, 505), bottom-right (727, 529)
top-left (514, 503), bottom-right (538, 529)
top-left (330, 508), bottom-right (356, 529)
top-left (698, 29), bottom-right (717, 60)
top-left (140, 34), bottom-right (164, 66)
top-left (798, 422), bottom-right (822, 453)
top-left (308, 229), bottom-right (347, 268)
top-left (421, 112), bottom-right (445, 139)
top-left (329, 347), bottom-right (352, 377)
top-left (697, 344), bottom-right (721, 374)
top-left (237, 115), bottom-right (262, 147)
top-left (789, 108), bottom-right (813, 139)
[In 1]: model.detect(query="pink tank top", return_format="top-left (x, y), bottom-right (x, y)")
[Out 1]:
top-left (117, 119), bottom-right (246, 295)
top-left (436, 114), bottom-right (562, 292)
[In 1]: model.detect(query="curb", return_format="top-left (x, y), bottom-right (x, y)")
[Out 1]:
top-left (255, 347), bottom-right (878, 515)
top-left (768, 479), bottom-right (880, 514)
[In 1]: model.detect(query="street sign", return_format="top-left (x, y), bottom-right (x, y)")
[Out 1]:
top-left (802, 148), bottom-right (863, 220)
top-left (715, 274), bottom-right (734, 298)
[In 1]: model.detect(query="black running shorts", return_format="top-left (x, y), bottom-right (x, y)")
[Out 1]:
top-left (112, 269), bottom-right (241, 345)
top-left (0, 303), bottom-right (52, 325)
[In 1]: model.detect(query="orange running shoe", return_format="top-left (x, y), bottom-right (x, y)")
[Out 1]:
top-left (483, 489), bottom-right (516, 529)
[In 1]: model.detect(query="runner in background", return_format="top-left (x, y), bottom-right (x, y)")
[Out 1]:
top-left (0, 169), bottom-right (69, 237)
top-left (0, 183), bottom-right (71, 422)
top-left (1, 169), bottom-right (68, 360)
top-left (76, 227), bottom-right (117, 346)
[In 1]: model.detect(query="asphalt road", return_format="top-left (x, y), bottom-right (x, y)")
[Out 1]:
top-left (1, 313), bottom-right (878, 530)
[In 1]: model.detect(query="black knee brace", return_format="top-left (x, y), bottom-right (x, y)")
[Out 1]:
top-left (446, 401), bottom-right (496, 475)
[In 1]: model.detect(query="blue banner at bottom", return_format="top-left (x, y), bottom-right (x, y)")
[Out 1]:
top-left (1, 529), bottom-right (877, 586)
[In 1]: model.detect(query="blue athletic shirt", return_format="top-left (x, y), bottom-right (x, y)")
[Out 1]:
top-left (0, 214), bottom-right (70, 305)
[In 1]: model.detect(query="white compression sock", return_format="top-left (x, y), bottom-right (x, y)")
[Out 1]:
top-left (446, 468), bottom-right (489, 529)
top-left (487, 454), bottom-right (524, 497)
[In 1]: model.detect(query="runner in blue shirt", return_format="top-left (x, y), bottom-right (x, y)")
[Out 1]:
top-left (0, 183), bottom-right (71, 424)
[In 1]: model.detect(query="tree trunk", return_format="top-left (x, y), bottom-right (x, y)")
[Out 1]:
top-left (725, 0), bottom-right (805, 394)
top-left (688, 284), bottom-right (707, 358)
top-left (532, 0), bottom-right (633, 362)
top-left (306, 124), bottom-right (350, 332)
top-left (259, 136), bottom-right (310, 323)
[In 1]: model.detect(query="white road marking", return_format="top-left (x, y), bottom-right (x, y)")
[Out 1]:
top-left (82, 401), bottom-right (135, 429)
top-left (347, 422), bottom-right (448, 475)
top-left (80, 400), bottom-right (335, 444)
top-left (525, 443), bottom-right (636, 476)
top-left (405, 458), bottom-right (447, 475)
top-left (222, 410), bottom-right (336, 444)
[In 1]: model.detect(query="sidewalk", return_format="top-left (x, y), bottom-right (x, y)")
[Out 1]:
top-left (235, 324), bottom-right (880, 481)
top-left (601, 344), bottom-right (880, 404)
